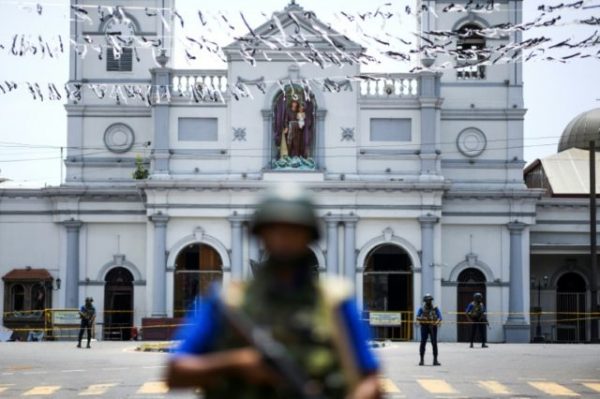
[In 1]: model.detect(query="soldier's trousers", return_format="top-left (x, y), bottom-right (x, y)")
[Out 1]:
top-left (470, 322), bottom-right (486, 345)
top-left (419, 325), bottom-right (438, 357)
top-left (78, 319), bottom-right (92, 345)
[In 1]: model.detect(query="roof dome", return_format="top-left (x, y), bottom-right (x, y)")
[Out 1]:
top-left (558, 108), bottom-right (600, 152)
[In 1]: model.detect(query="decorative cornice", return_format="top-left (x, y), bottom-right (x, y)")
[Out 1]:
top-left (418, 214), bottom-right (439, 225)
top-left (62, 219), bottom-right (83, 230)
top-left (149, 213), bottom-right (169, 225)
top-left (341, 214), bottom-right (359, 223)
top-left (228, 213), bottom-right (249, 224)
top-left (441, 108), bottom-right (527, 121)
top-left (507, 221), bottom-right (527, 232)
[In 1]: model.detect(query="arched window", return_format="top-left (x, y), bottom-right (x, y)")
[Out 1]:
top-left (174, 243), bottom-right (223, 318)
top-left (11, 284), bottom-right (25, 312)
top-left (456, 24), bottom-right (487, 80)
top-left (31, 284), bottom-right (46, 311)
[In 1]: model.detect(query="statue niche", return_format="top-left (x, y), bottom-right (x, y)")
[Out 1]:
top-left (272, 84), bottom-right (316, 170)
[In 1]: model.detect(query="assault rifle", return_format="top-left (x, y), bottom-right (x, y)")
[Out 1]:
top-left (218, 300), bottom-right (326, 399)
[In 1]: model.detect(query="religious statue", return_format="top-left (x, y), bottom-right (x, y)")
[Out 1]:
top-left (272, 87), bottom-right (315, 170)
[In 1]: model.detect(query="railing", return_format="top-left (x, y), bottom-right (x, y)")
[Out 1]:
top-left (360, 73), bottom-right (419, 98)
top-left (171, 70), bottom-right (228, 97)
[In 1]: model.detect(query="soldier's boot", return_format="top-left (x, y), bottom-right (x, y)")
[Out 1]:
top-left (469, 343), bottom-right (474, 348)
top-left (433, 357), bottom-right (441, 366)
top-left (482, 344), bottom-right (488, 348)
top-left (86, 340), bottom-right (91, 349)
top-left (76, 342), bottom-right (81, 348)
top-left (419, 356), bottom-right (424, 366)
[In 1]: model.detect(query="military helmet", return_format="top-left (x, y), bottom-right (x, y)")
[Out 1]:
top-left (473, 292), bottom-right (483, 299)
top-left (85, 297), bottom-right (93, 303)
top-left (251, 183), bottom-right (320, 240)
top-left (423, 294), bottom-right (433, 302)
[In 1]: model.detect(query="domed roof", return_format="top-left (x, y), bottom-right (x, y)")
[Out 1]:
top-left (558, 108), bottom-right (600, 152)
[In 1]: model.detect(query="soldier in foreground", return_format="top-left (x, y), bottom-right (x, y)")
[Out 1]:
top-left (166, 185), bottom-right (382, 399)
top-left (77, 297), bottom-right (95, 349)
top-left (416, 294), bottom-right (442, 366)
top-left (466, 292), bottom-right (488, 348)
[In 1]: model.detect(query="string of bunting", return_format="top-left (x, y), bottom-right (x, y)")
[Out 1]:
top-left (1, 1), bottom-right (599, 105)
top-left (0, 1), bottom-right (598, 66)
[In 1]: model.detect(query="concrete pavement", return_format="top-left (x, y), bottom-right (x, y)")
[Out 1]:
top-left (0, 341), bottom-right (599, 398)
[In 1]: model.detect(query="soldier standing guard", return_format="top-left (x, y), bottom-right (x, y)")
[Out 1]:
top-left (77, 297), bottom-right (96, 349)
top-left (416, 294), bottom-right (442, 366)
top-left (466, 292), bottom-right (488, 348)
top-left (166, 183), bottom-right (382, 399)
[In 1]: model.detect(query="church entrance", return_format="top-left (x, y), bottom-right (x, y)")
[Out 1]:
top-left (456, 268), bottom-right (487, 342)
top-left (556, 272), bottom-right (587, 342)
top-left (363, 244), bottom-right (413, 340)
top-left (174, 243), bottom-right (223, 318)
top-left (103, 267), bottom-right (134, 341)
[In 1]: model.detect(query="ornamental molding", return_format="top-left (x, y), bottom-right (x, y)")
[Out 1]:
top-left (103, 123), bottom-right (135, 153)
top-left (456, 127), bottom-right (487, 158)
top-left (341, 127), bottom-right (355, 142)
top-left (232, 127), bottom-right (247, 141)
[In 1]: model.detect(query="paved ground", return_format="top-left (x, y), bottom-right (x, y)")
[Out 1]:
top-left (0, 341), bottom-right (599, 398)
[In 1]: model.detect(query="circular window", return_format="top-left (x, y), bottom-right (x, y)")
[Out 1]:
top-left (104, 123), bottom-right (135, 153)
top-left (457, 128), bottom-right (487, 158)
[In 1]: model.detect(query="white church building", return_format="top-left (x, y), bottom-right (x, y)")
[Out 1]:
top-left (2, 0), bottom-right (596, 343)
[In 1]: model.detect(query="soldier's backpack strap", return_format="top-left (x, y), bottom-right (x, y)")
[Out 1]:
top-left (317, 276), bottom-right (362, 389)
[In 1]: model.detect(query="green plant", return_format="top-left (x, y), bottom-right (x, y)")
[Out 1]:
top-left (132, 155), bottom-right (149, 180)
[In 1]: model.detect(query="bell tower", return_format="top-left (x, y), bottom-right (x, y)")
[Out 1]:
top-left (66, 1), bottom-right (173, 184)
top-left (423, 0), bottom-right (526, 187)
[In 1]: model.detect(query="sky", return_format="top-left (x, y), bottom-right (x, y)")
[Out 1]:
top-left (0, 0), bottom-right (599, 186)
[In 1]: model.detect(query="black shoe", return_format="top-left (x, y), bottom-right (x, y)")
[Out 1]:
top-left (433, 359), bottom-right (441, 366)
top-left (86, 344), bottom-right (91, 349)
top-left (470, 344), bottom-right (474, 348)
top-left (77, 343), bottom-right (81, 348)
top-left (482, 344), bottom-right (488, 348)
top-left (419, 359), bottom-right (424, 366)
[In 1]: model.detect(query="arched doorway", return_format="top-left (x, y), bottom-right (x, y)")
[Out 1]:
top-left (363, 244), bottom-right (413, 340)
top-left (556, 272), bottom-right (587, 342)
top-left (104, 267), bottom-right (134, 341)
top-left (174, 243), bottom-right (223, 318)
top-left (457, 268), bottom-right (486, 342)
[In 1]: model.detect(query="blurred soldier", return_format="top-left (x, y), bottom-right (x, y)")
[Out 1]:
top-left (416, 294), bottom-right (442, 366)
top-left (466, 292), bottom-right (488, 348)
top-left (166, 184), bottom-right (382, 399)
top-left (77, 297), bottom-right (95, 349)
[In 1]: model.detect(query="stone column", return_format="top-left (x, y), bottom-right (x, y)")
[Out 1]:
top-left (64, 220), bottom-right (82, 309)
top-left (261, 109), bottom-right (272, 169)
top-left (316, 109), bottom-right (327, 170)
top-left (419, 72), bottom-right (441, 175)
top-left (151, 62), bottom-right (171, 175)
top-left (248, 227), bottom-right (260, 277)
top-left (504, 222), bottom-right (530, 342)
top-left (343, 215), bottom-right (359, 282)
top-left (150, 213), bottom-right (169, 317)
top-left (324, 216), bottom-right (339, 275)
top-left (419, 215), bottom-right (438, 298)
top-left (229, 215), bottom-right (244, 280)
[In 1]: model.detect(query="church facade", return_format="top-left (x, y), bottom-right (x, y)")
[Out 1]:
top-left (1, 0), bottom-right (541, 343)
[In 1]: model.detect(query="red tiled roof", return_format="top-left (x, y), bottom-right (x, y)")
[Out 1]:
top-left (2, 268), bottom-right (53, 281)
